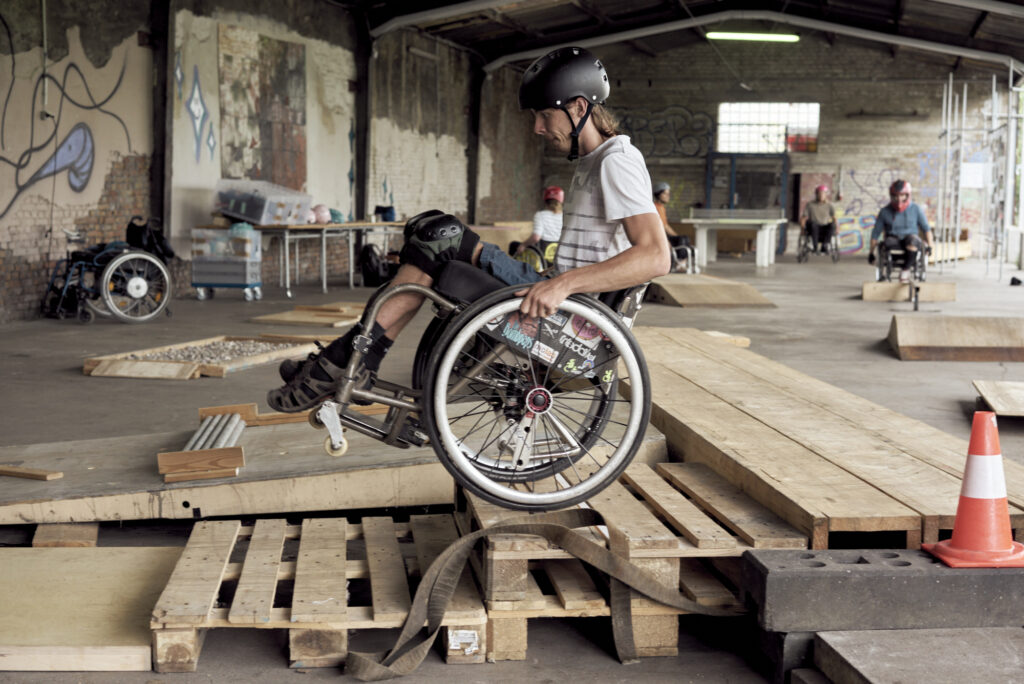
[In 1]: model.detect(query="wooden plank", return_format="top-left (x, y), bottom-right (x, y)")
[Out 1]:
top-left (409, 515), bottom-right (483, 619)
top-left (89, 359), bottom-right (201, 380)
top-left (229, 519), bottom-right (287, 624)
top-left (974, 380), bottom-right (1024, 417)
top-left (164, 467), bottom-right (239, 484)
top-left (888, 315), bottom-right (1024, 361)
top-left (641, 326), bottom-right (1024, 518)
top-left (678, 558), bottom-right (739, 607)
top-left (158, 447), bottom-right (245, 474)
top-left (583, 475), bottom-right (680, 555)
top-left (646, 273), bottom-right (775, 308)
top-left (250, 310), bottom-right (361, 328)
top-left (0, 547), bottom-right (180, 671)
top-left (362, 517), bottom-right (412, 622)
top-left (540, 559), bottom-right (605, 610)
top-left (152, 520), bottom-right (241, 625)
top-left (32, 523), bottom-right (99, 548)
top-left (658, 463), bottom-right (807, 548)
top-left (291, 519), bottom-right (349, 623)
top-left (862, 281), bottom-right (955, 302)
top-left (621, 463), bottom-right (736, 549)
top-left (0, 465), bottom-right (63, 481)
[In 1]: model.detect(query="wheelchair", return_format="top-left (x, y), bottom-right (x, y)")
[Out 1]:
top-left (510, 240), bottom-right (558, 273)
top-left (308, 260), bottom-right (652, 512)
top-left (796, 225), bottom-right (840, 263)
top-left (875, 237), bottom-right (927, 283)
top-left (40, 216), bottom-right (173, 324)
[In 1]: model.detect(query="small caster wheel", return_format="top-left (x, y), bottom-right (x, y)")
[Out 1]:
top-left (196, 287), bottom-right (208, 301)
top-left (253, 286), bottom-right (263, 300)
top-left (244, 288), bottom-right (254, 302)
top-left (309, 409), bottom-right (325, 429)
top-left (78, 309), bottom-right (94, 324)
top-left (324, 434), bottom-right (348, 457)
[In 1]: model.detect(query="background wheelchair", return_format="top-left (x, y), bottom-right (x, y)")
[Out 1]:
top-left (510, 240), bottom-right (558, 273)
top-left (875, 238), bottom-right (927, 283)
top-left (308, 261), bottom-right (651, 512)
top-left (40, 216), bottom-right (174, 324)
top-left (797, 225), bottom-right (840, 263)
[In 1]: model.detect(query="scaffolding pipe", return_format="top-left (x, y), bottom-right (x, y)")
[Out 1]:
top-left (937, 78), bottom-right (948, 274)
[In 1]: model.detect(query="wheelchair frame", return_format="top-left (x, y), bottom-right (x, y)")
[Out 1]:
top-left (797, 226), bottom-right (840, 263)
top-left (309, 279), bottom-right (652, 511)
top-left (875, 239), bottom-right (927, 284)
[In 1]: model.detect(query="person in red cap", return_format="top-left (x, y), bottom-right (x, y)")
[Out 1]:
top-left (799, 184), bottom-right (836, 254)
top-left (869, 179), bottom-right (934, 283)
top-left (267, 46), bottom-right (670, 413)
top-left (513, 185), bottom-right (563, 259)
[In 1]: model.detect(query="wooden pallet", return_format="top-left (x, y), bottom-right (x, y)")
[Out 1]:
top-left (646, 274), bottom-right (776, 308)
top-left (974, 380), bottom-right (1024, 417)
top-left (454, 461), bottom-right (797, 660)
top-left (82, 335), bottom-right (322, 378)
top-left (150, 515), bottom-right (486, 672)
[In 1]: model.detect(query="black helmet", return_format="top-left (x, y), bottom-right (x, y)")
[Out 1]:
top-left (519, 47), bottom-right (610, 161)
top-left (518, 47), bottom-right (610, 111)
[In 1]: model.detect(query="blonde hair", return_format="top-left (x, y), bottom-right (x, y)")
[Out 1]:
top-left (589, 104), bottom-right (621, 138)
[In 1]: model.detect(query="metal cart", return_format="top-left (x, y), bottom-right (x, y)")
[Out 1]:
top-left (191, 226), bottom-right (263, 301)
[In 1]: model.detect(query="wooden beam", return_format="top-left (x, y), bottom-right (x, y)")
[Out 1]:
top-left (954, 10), bottom-right (989, 71)
top-left (0, 465), bottom-right (62, 481)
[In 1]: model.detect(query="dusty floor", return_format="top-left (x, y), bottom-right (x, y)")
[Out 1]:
top-left (1, 251), bottom-right (1023, 682)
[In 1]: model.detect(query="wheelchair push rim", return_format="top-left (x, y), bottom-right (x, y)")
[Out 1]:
top-left (101, 250), bottom-right (172, 323)
top-left (424, 296), bottom-right (650, 510)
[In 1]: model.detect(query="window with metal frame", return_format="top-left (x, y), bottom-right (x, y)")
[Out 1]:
top-left (717, 102), bottom-right (820, 153)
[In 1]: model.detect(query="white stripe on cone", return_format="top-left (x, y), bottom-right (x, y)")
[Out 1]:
top-left (960, 453), bottom-right (1008, 499)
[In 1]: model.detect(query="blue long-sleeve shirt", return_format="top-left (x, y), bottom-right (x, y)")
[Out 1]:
top-left (871, 203), bottom-right (931, 241)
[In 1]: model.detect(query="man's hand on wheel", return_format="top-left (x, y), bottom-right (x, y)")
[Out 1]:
top-left (926, 245), bottom-right (933, 255)
top-left (868, 252), bottom-right (876, 265)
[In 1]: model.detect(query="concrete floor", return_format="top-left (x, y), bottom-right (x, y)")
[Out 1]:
top-left (2, 252), bottom-right (1023, 682)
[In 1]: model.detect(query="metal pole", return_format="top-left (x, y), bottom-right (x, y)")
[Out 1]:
top-left (212, 413), bottom-right (243, 449)
top-left (937, 77), bottom-right (949, 274)
top-left (183, 415), bottom-right (215, 452)
top-left (196, 413), bottom-right (228, 451)
top-left (959, 82), bottom-right (967, 273)
top-left (1004, 65), bottom-right (1018, 280)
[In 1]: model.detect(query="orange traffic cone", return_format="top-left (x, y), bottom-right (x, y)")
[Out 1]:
top-left (923, 411), bottom-right (1024, 567)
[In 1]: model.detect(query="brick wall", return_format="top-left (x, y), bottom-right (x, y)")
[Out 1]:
top-left (0, 153), bottom-right (154, 322)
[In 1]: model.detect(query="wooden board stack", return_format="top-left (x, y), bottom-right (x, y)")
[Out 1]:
top-left (150, 515), bottom-right (486, 672)
top-left (888, 315), bottom-right (1024, 361)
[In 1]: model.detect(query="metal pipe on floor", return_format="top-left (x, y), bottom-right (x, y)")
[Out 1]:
top-left (183, 415), bottom-right (215, 452)
top-left (195, 413), bottom-right (228, 451)
top-left (212, 414), bottom-right (243, 449)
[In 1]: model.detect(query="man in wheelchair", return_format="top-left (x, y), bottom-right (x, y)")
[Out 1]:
top-left (867, 180), bottom-right (934, 283)
top-left (268, 47), bottom-right (671, 413)
top-left (799, 184), bottom-right (837, 255)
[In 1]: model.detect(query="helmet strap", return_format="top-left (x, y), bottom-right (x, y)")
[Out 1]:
top-left (562, 102), bottom-right (594, 161)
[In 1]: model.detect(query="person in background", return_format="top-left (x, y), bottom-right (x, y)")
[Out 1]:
top-left (800, 184), bottom-right (836, 254)
top-left (653, 181), bottom-right (689, 272)
top-left (514, 185), bottom-right (563, 259)
top-left (868, 179), bottom-right (934, 283)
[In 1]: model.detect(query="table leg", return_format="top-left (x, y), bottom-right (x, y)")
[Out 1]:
top-left (695, 227), bottom-right (709, 269)
top-left (321, 230), bottom-right (328, 294)
top-left (348, 229), bottom-right (356, 289)
top-left (755, 226), bottom-right (771, 268)
top-left (295, 240), bottom-right (301, 285)
top-left (284, 232), bottom-right (292, 298)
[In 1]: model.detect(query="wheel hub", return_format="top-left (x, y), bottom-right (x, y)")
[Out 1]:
top-left (524, 386), bottom-right (553, 415)
top-left (126, 276), bottom-right (149, 299)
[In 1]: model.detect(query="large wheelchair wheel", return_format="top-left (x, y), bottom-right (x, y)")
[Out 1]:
top-left (796, 232), bottom-right (811, 263)
top-left (514, 244), bottom-right (547, 273)
top-left (100, 250), bottom-right (172, 323)
top-left (421, 286), bottom-right (651, 511)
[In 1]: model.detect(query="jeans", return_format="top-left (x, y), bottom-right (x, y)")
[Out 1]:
top-left (478, 242), bottom-right (547, 287)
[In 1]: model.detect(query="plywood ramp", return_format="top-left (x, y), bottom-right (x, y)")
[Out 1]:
top-left (861, 281), bottom-right (956, 302)
top-left (0, 547), bottom-right (181, 671)
top-left (646, 274), bottom-right (775, 308)
top-left (631, 326), bottom-right (1024, 547)
top-left (888, 315), bottom-right (1024, 361)
top-left (974, 380), bottom-right (1024, 417)
top-left (0, 410), bottom-right (666, 525)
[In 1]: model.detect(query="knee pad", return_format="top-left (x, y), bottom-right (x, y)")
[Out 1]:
top-left (399, 212), bottom-right (480, 279)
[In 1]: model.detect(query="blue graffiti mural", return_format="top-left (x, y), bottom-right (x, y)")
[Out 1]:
top-left (0, 9), bottom-right (130, 219)
top-left (185, 65), bottom-right (208, 163)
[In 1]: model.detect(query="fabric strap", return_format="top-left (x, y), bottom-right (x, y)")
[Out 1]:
top-left (346, 508), bottom-right (746, 681)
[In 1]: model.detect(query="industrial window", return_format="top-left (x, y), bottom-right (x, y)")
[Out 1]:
top-left (717, 102), bottom-right (820, 153)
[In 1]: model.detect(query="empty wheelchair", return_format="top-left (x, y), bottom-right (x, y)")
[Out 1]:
top-left (40, 216), bottom-right (174, 324)
top-left (309, 261), bottom-right (651, 511)
top-left (875, 237), bottom-right (927, 283)
top-left (797, 225), bottom-right (840, 263)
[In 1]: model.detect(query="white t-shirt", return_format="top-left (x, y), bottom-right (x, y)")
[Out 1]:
top-left (531, 209), bottom-right (563, 242)
top-left (555, 135), bottom-right (656, 273)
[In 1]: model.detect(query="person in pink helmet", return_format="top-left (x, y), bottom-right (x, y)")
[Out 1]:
top-left (869, 179), bottom-right (934, 282)
top-left (514, 185), bottom-right (563, 258)
top-left (799, 184), bottom-right (836, 254)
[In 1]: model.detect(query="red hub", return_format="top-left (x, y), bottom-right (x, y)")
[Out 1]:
top-left (525, 386), bottom-right (553, 415)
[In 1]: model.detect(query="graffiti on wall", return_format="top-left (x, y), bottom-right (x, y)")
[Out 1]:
top-left (0, 11), bottom-right (130, 219)
top-left (218, 24), bottom-right (307, 189)
top-left (184, 65), bottom-right (208, 163)
top-left (618, 105), bottom-right (714, 159)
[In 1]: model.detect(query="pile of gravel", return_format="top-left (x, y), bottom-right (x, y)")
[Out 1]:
top-left (130, 340), bottom-right (297, 364)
